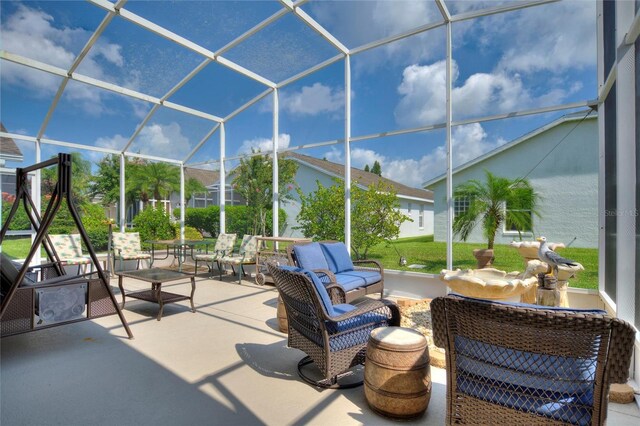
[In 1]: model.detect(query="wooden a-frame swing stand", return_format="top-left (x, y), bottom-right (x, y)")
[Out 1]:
top-left (0, 153), bottom-right (132, 338)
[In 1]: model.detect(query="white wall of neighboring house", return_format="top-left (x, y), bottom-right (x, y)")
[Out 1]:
top-left (427, 116), bottom-right (598, 248)
top-left (280, 161), bottom-right (434, 239)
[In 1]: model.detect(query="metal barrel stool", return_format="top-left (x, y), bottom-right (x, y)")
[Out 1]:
top-left (364, 326), bottom-right (431, 419)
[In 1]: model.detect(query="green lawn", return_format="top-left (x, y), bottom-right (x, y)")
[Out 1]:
top-left (366, 236), bottom-right (599, 290)
top-left (2, 234), bottom-right (599, 290)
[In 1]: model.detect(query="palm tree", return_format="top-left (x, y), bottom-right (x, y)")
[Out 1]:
top-left (453, 170), bottom-right (540, 256)
top-left (184, 177), bottom-right (207, 205)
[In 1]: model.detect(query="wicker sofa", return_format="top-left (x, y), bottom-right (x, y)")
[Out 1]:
top-left (287, 241), bottom-right (384, 303)
top-left (431, 294), bottom-right (635, 426)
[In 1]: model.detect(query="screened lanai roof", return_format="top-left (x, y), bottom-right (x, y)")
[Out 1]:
top-left (0, 0), bottom-right (596, 171)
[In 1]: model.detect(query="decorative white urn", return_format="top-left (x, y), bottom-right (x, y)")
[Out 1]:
top-left (440, 268), bottom-right (538, 301)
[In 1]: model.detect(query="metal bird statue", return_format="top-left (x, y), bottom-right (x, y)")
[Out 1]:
top-left (537, 236), bottom-right (577, 276)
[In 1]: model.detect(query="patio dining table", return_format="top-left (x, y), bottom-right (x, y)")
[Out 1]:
top-left (147, 239), bottom-right (213, 272)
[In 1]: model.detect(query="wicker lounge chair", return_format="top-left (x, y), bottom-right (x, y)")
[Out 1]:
top-left (194, 233), bottom-right (236, 278)
top-left (268, 263), bottom-right (400, 388)
top-left (431, 294), bottom-right (635, 426)
top-left (287, 241), bottom-right (384, 303)
top-left (218, 235), bottom-right (259, 283)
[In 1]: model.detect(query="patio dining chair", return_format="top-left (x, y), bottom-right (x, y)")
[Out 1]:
top-left (194, 233), bottom-right (236, 278)
top-left (431, 294), bottom-right (635, 426)
top-left (218, 235), bottom-right (259, 284)
top-left (48, 234), bottom-right (91, 274)
top-left (111, 232), bottom-right (151, 271)
top-left (267, 263), bottom-right (400, 389)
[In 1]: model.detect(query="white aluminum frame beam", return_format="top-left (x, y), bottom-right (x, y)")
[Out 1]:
top-left (219, 123), bottom-right (226, 233)
top-left (344, 55), bottom-right (352, 251)
top-left (436, 0), bottom-right (452, 22)
top-left (279, 0), bottom-right (349, 54)
top-left (277, 53), bottom-right (345, 89)
top-left (450, 0), bottom-right (559, 23)
top-left (87, 0), bottom-right (276, 88)
top-left (445, 20), bottom-right (453, 271)
top-left (0, 51), bottom-right (222, 122)
top-left (37, 0), bottom-right (127, 139)
top-left (224, 88), bottom-right (274, 122)
top-left (272, 89), bottom-right (280, 237)
top-left (183, 124), bottom-right (220, 164)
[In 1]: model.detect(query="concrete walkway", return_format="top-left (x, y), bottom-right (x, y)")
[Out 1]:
top-left (1, 269), bottom-right (638, 425)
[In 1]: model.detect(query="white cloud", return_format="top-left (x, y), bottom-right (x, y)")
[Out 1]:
top-left (238, 133), bottom-right (291, 155)
top-left (1, 5), bottom-right (125, 113)
top-left (310, 1), bottom-right (444, 71)
top-left (323, 123), bottom-right (505, 187)
top-left (394, 60), bottom-right (580, 127)
top-left (89, 123), bottom-right (191, 161)
top-left (493, 2), bottom-right (596, 73)
top-left (279, 83), bottom-right (344, 117)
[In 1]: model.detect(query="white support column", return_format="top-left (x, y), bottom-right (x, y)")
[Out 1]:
top-left (33, 140), bottom-right (42, 264)
top-left (272, 88), bottom-right (280, 237)
top-left (614, 0), bottom-right (637, 325)
top-left (119, 154), bottom-right (126, 232)
top-left (344, 55), bottom-right (352, 252)
top-left (445, 22), bottom-right (454, 271)
top-left (180, 165), bottom-right (185, 241)
top-left (219, 123), bottom-right (226, 234)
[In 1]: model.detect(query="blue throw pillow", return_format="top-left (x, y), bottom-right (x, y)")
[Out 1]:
top-left (278, 265), bottom-right (335, 316)
top-left (320, 242), bottom-right (354, 273)
top-left (293, 243), bottom-right (330, 271)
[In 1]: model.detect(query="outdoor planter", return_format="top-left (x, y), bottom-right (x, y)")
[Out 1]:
top-left (440, 268), bottom-right (538, 301)
top-left (472, 248), bottom-right (494, 269)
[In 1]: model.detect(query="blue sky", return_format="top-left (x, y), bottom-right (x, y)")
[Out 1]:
top-left (1, 1), bottom-right (597, 187)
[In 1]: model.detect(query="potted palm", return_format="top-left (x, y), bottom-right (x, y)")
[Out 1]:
top-left (453, 170), bottom-right (540, 268)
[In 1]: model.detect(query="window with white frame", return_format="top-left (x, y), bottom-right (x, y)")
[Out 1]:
top-left (504, 193), bottom-right (534, 233)
top-left (419, 204), bottom-right (424, 228)
top-left (407, 202), bottom-right (412, 214)
top-left (454, 197), bottom-right (470, 219)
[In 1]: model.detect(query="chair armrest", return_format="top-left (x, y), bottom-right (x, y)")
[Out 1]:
top-left (608, 318), bottom-right (636, 384)
top-left (326, 298), bottom-right (400, 325)
top-left (353, 259), bottom-right (383, 273)
top-left (430, 297), bottom-right (448, 349)
top-left (312, 269), bottom-right (345, 304)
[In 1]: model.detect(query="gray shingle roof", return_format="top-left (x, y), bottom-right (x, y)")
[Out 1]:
top-left (184, 167), bottom-right (219, 186)
top-left (0, 123), bottom-right (23, 160)
top-left (283, 151), bottom-right (433, 201)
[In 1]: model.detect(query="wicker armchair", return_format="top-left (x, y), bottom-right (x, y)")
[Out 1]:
top-left (431, 295), bottom-right (635, 426)
top-left (268, 263), bottom-right (400, 388)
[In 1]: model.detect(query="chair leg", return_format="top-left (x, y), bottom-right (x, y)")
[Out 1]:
top-left (297, 356), bottom-right (363, 389)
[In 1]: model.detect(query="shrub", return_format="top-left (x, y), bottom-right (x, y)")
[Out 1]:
top-left (1, 199), bottom-right (32, 230)
top-left (175, 205), bottom-right (220, 236)
top-left (133, 207), bottom-right (174, 242)
top-left (81, 203), bottom-right (110, 251)
top-left (173, 225), bottom-right (203, 240)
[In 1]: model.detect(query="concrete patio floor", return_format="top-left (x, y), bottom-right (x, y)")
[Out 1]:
top-left (1, 266), bottom-right (639, 425)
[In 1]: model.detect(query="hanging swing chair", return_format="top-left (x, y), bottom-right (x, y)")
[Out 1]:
top-left (0, 153), bottom-right (132, 338)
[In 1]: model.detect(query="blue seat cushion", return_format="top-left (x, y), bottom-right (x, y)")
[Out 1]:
top-left (320, 242), bottom-right (354, 273)
top-left (327, 311), bottom-right (389, 351)
top-left (293, 243), bottom-right (330, 272)
top-left (278, 265), bottom-right (335, 316)
top-left (334, 271), bottom-right (382, 292)
top-left (455, 335), bottom-right (596, 426)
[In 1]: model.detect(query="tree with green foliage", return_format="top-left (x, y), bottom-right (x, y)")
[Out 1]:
top-left (42, 152), bottom-right (92, 205)
top-left (453, 170), bottom-right (540, 249)
top-left (364, 164), bottom-right (370, 172)
top-left (91, 154), bottom-right (123, 205)
top-left (184, 177), bottom-right (207, 205)
top-left (297, 179), bottom-right (411, 259)
top-left (371, 161), bottom-right (382, 176)
top-left (231, 152), bottom-right (298, 236)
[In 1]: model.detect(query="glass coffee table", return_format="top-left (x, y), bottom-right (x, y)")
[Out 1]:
top-left (116, 268), bottom-right (196, 321)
